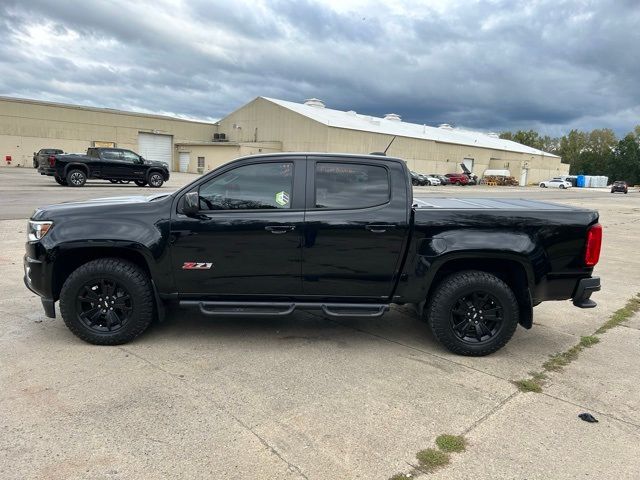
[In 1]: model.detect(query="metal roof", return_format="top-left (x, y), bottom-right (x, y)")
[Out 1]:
top-left (262, 97), bottom-right (559, 158)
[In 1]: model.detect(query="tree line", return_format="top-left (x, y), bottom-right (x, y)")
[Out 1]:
top-left (499, 126), bottom-right (640, 185)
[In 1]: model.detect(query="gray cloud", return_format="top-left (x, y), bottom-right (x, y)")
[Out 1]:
top-left (0, 0), bottom-right (638, 135)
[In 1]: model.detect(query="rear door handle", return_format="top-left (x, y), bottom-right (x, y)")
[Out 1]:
top-left (365, 224), bottom-right (395, 233)
top-left (265, 225), bottom-right (295, 234)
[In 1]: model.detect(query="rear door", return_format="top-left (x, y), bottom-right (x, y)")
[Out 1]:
top-left (302, 156), bottom-right (410, 299)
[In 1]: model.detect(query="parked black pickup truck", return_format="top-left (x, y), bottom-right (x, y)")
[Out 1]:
top-left (38, 147), bottom-right (170, 187)
top-left (24, 153), bottom-right (602, 355)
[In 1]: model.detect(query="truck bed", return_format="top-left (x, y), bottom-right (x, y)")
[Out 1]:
top-left (413, 197), bottom-right (577, 210)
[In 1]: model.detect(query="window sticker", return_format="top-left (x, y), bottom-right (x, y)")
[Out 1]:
top-left (275, 191), bottom-right (290, 206)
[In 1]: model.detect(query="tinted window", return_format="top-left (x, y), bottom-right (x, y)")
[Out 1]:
top-left (121, 150), bottom-right (140, 163)
top-left (315, 162), bottom-right (389, 209)
top-left (199, 162), bottom-right (293, 210)
top-left (102, 149), bottom-right (123, 161)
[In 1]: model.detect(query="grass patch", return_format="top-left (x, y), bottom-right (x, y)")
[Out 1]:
top-left (389, 474), bottom-right (413, 480)
top-left (595, 294), bottom-right (640, 334)
top-left (435, 434), bottom-right (467, 453)
top-left (513, 378), bottom-right (543, 393)
top-left (579, 335), bottom-right (600, 347)
top-left (416, 448), bottom-right (450, 471)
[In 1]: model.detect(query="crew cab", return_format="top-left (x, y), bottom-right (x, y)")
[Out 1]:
top-left (38, 147), bottom-right (170, 187)
top-left (24, 153), bottom-right (602, 356)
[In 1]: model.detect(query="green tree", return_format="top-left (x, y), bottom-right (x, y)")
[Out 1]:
top-left (608, 134), bottom-right (640, 185)
top-left (560, 130), bottom-right (588, 173)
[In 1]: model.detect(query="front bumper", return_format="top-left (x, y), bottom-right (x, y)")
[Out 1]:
top-left (572, 277), bottom-right (600, 308)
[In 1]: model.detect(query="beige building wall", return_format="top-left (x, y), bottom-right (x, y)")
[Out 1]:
top-left (0, 97), bottom-right (214, 168)
top-left (175, 141), bottom-right (282, 173)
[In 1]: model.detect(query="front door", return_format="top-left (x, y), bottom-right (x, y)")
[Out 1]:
top-left (170, 158), bottom-right (306, 296)
top-left (302, 157), bottom-right (410, 299)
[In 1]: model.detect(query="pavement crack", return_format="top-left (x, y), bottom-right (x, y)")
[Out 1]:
top-left (117, 346), bottom-right (309, 480)
top-left (462, 391), bottom-right (519, 435)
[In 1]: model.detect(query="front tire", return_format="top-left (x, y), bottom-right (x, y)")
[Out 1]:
top-left (148, 172), bottom-right (164, 188)
top-left (59, 258), bottom-right (155, 345)
top-left (539, 183), bottom-right (546, 188)
top-left (66, 169), bottom-right (87, 187)
top-left (426, 271), bottom-right (519, 356)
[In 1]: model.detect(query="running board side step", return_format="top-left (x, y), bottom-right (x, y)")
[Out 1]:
top-left (179, 301), bottom-right (390, 318)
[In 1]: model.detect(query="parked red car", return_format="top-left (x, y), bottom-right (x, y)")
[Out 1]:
top-left (445, 173), bottom-right (469, 185)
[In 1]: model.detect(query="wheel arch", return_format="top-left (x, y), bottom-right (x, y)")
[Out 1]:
top-left (63, 163), bottom-right (89, 177)
top-left (51, 245), bottom-right (154, 301)
top-left (419, 256), bottom-right (534, 329)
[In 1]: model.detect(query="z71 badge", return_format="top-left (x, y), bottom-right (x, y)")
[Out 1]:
top-left (182, 262), bottom-right (213, 270)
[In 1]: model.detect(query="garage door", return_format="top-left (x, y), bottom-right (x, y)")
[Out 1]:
top-left (138, 132), bottom-right (173, 171)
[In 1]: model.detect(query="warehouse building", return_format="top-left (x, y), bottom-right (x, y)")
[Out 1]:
top-left (0, 96), bottom-right (215, 170)
top-left (1, 95), bottom-right (568, 184)
top-left (194, 97), bottom-right (567, 185)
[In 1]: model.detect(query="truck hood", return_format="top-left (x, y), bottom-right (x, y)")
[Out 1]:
top-left (31, 193), bottom-right (173, 220)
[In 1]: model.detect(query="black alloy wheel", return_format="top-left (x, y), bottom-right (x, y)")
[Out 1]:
top-left (66, 169), bottom-right (87, 187)
top-left (75, 279), bottom-right (133, 333)
top-left (148, 172), bottom-right (164, 188)
top-left (450, 291), bottom-right (504, 344)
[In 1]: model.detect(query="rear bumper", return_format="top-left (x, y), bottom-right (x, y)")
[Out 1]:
top-left (572, 277), bottom-right (600, 308)
top-left (38, 167), bottom-right (56, 176)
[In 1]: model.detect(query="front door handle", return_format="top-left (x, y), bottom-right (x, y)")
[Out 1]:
top-left (265, 225), bottom-right (295, 234)
top-left (365, 224), bottom-right (394, 233)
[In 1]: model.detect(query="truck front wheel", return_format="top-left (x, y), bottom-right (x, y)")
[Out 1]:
top-left (426, 271), bottom-right (519, 356)
top-left (59, 258), bottom-right (155, 345)
top-left (148, 172), bottom-right (164, 188)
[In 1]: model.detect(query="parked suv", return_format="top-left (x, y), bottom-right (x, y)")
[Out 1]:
top-left (445, 173), bottom-right (469, 185)
top-left (610, 181), bottom-right (628, 194)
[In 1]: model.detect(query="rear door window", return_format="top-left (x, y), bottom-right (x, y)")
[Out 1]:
top-left (315, 162), bottom-right (389, 209)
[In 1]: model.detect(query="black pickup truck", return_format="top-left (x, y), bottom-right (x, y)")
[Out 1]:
top-left (24, 153), bottom-right (602, 355)
top-left (38, 147), bottom-right (170, 187)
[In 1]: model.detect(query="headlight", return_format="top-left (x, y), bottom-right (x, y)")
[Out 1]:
top-left (27, 221), bottom-right (53, 241)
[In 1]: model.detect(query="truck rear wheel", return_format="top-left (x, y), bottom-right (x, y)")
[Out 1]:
top-left (54, 176), bottom-right (67, 186)
top-left (66, 169), bottom-right (87, 187)
top-left (59, 258), bottom-right (155, 345)
top-left (426, 270), bottom-right (519, 356)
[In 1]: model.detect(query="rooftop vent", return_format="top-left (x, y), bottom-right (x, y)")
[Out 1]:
top-left (487, 132), bottom-right (499, 138)
top-left (384, 113), bottom-right (401, 122)
top-left (304, 98), bottom-right (325, 108)
top-left (438, 123), bottom-right (453, 130)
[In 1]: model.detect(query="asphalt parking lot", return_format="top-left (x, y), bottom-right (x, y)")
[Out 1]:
top-left (1, 167), bottom-right (639, 479)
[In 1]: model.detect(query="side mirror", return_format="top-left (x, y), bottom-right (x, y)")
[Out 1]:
top-left (183, 191), bottom-right (199, 216)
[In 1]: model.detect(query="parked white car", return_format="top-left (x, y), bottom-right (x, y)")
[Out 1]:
top-left (539, 179), bottom-right (572, 189)
top-left (426, 175), bottom-right (441, 186)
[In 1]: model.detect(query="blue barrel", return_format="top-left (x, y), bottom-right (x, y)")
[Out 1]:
top-left (577, 175), bottom-right (585, 187)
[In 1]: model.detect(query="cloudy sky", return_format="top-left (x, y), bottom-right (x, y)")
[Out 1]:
top-left (1, 0), bottom-right (639, 136)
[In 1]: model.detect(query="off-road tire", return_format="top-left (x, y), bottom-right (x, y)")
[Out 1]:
top-left (426, 270), bottom-right (519, 356)
top-left (66, 169), bottom-right (87, 187)
top-left (59, 258), bottom-right (155, 345)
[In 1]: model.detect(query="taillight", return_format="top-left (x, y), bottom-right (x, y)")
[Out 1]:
top-left (48, 155), bottom-right (55, 167)
top-left (584, 223), bottom-right (602, 267)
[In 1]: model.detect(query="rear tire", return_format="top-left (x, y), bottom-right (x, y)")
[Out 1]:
top-left (54, 176), bottom-right (67, 186)
top-left (148, 172), bottom-right (164, 188)
top-left (134, 180), bottom-right (147, 187)
top-left (539, 183), bottom-right (546, 188)
top-left (426, 271), bottom-right (519, 356)
top-left (66, 169), bottom-right (87, 187)
top-left (59, 258), bottom-right (155, 345)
